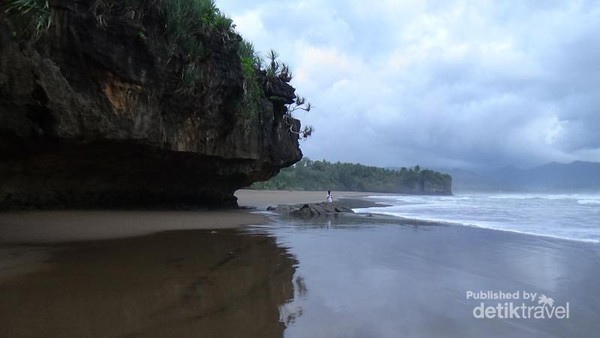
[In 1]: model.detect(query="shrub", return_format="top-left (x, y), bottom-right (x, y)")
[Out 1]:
top-left (238, 40), bottom-right (263, 121)
top-left (162, 0), bottom-right (235, 60)
top-left (4, 0), bottom-right (54, 39)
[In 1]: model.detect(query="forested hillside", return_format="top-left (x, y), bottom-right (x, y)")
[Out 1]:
top-left (251, 159), bottom-right (452, 194)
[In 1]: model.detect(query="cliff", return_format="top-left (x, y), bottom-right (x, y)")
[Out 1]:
top-left (0, 0), bottom-right (303, 209)
top-left (397, 169), bottom-right (453, 195)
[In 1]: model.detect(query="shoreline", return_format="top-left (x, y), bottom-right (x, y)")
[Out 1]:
top-left (1, 190), bottom-right (599, 337)
top-left (0, 190), bottom-right (388, 281)
top-left (5, 187), bottom-right (596, 280)
top-left (0, 190), bottom-right (387, 245)
top-left (2, 189), bottom-right (596, 276)
top-left (271, 218), bottom-right (600, 338)
top-left (235, 189), bottom-right (389, 209)
top-left (263, 199), bottom-right (600, 249)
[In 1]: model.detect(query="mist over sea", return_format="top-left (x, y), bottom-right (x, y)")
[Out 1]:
top-left (355, 193), bottom-right (600, 243)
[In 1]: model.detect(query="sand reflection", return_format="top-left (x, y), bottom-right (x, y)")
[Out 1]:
top-left (0, 229), bottom-right (297, 337)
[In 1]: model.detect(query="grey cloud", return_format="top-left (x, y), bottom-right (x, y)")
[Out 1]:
top-left (217, 0), bottom-right (600, 169)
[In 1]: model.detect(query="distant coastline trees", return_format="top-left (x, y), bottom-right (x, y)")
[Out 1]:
top-left (251, 158), bottom-right (453, 194)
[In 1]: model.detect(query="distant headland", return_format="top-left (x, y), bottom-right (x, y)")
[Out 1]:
top-left (251, 158), bottom-right (453, 195)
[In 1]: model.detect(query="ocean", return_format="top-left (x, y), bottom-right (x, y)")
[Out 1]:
top-left (249, 193), bottom-right (600, 338)
top-left (353, 193), bottom-right (600, 244)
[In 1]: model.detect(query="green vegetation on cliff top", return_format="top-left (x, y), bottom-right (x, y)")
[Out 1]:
top-left (251, 158), bottom-right (453, 194)
top-left (4, 0), bottom-right (312, 137)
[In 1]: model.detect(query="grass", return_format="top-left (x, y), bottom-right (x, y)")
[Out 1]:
top-left (238, 40), bottom-right (263, 124)
top-left (5, 0), bottom-right (235, 59)
top-left (4, 0), bottom-right (54, 39)
top-left (265, 49), bottom-right (292, 82)
top-left (162, 0), bottom-right (235, 61)
top-left (159, 0), bottom-right (236, 94)
top-left (238, 41), bottom-right (312, 136)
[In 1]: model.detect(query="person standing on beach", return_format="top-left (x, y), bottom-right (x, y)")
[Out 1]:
top-left (326, 191), bottom-right (333, 203)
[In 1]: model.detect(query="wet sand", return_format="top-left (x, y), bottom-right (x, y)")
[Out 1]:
top-left (1, 190), bottom-right (599, 337)
top-left (0, 189), bottom-right (362, 281)
top-left (0, 190), bottom-right (363, 285)
top-left (0, 229), bottom-right (296, 338)
top-left (0, 209), bottom-right (266, 244)
top-left (0, 190), bottom-right (316, 337)
top-left (0, 189), bottom-right (369, 245)
top-left (270, 216), bottom-right (600, 338)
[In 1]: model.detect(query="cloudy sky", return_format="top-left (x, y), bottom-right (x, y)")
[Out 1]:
top-left (217, 0), bottom-right (600, 169)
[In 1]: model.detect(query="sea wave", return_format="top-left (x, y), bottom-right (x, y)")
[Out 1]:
top-left (366, 195), bottom-right (472, 203)
top-left (354, 194), bottom-right (600, 244)
top-left (358, 208), bottom-right (600, 244)
top-left (489, 194), bottom-right (568, 200)
top-left (462, 223), bottom-right (600, 244)
top-left (577, 199), bottom-right (600, 205)
top-left (489, 193), bottom-right (600, 202)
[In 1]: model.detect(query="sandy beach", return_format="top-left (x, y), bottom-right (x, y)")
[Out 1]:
top-left (0, 190), bottom-right (368, 282)
top-left (236, 189), bottom-right (376, 209)
top-left (0, 190), bottom-right (368, 245)
top-left (1, 189), bottom-right (599, 337)
top-left (0, 190), bottom-right (299, 337)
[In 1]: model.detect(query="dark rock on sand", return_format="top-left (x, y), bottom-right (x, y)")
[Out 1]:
top-left (268, 202), bottom-right (354, 218)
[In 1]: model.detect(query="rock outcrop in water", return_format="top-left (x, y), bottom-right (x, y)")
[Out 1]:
top-left (0, 1), bottom-right (303, 209)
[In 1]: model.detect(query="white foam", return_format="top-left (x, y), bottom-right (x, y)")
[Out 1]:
top-left (462, 223), bottom-right (600, 244)
top-left (359, 209), bottom-right (600, 244)
top-left (578, 199), bottom-right (600, 205)
top-left (355, 193), bottom-right (600, 244)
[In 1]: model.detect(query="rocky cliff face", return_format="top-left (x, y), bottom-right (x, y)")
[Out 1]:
top-left (0, 1), bottom-right (303, 209)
